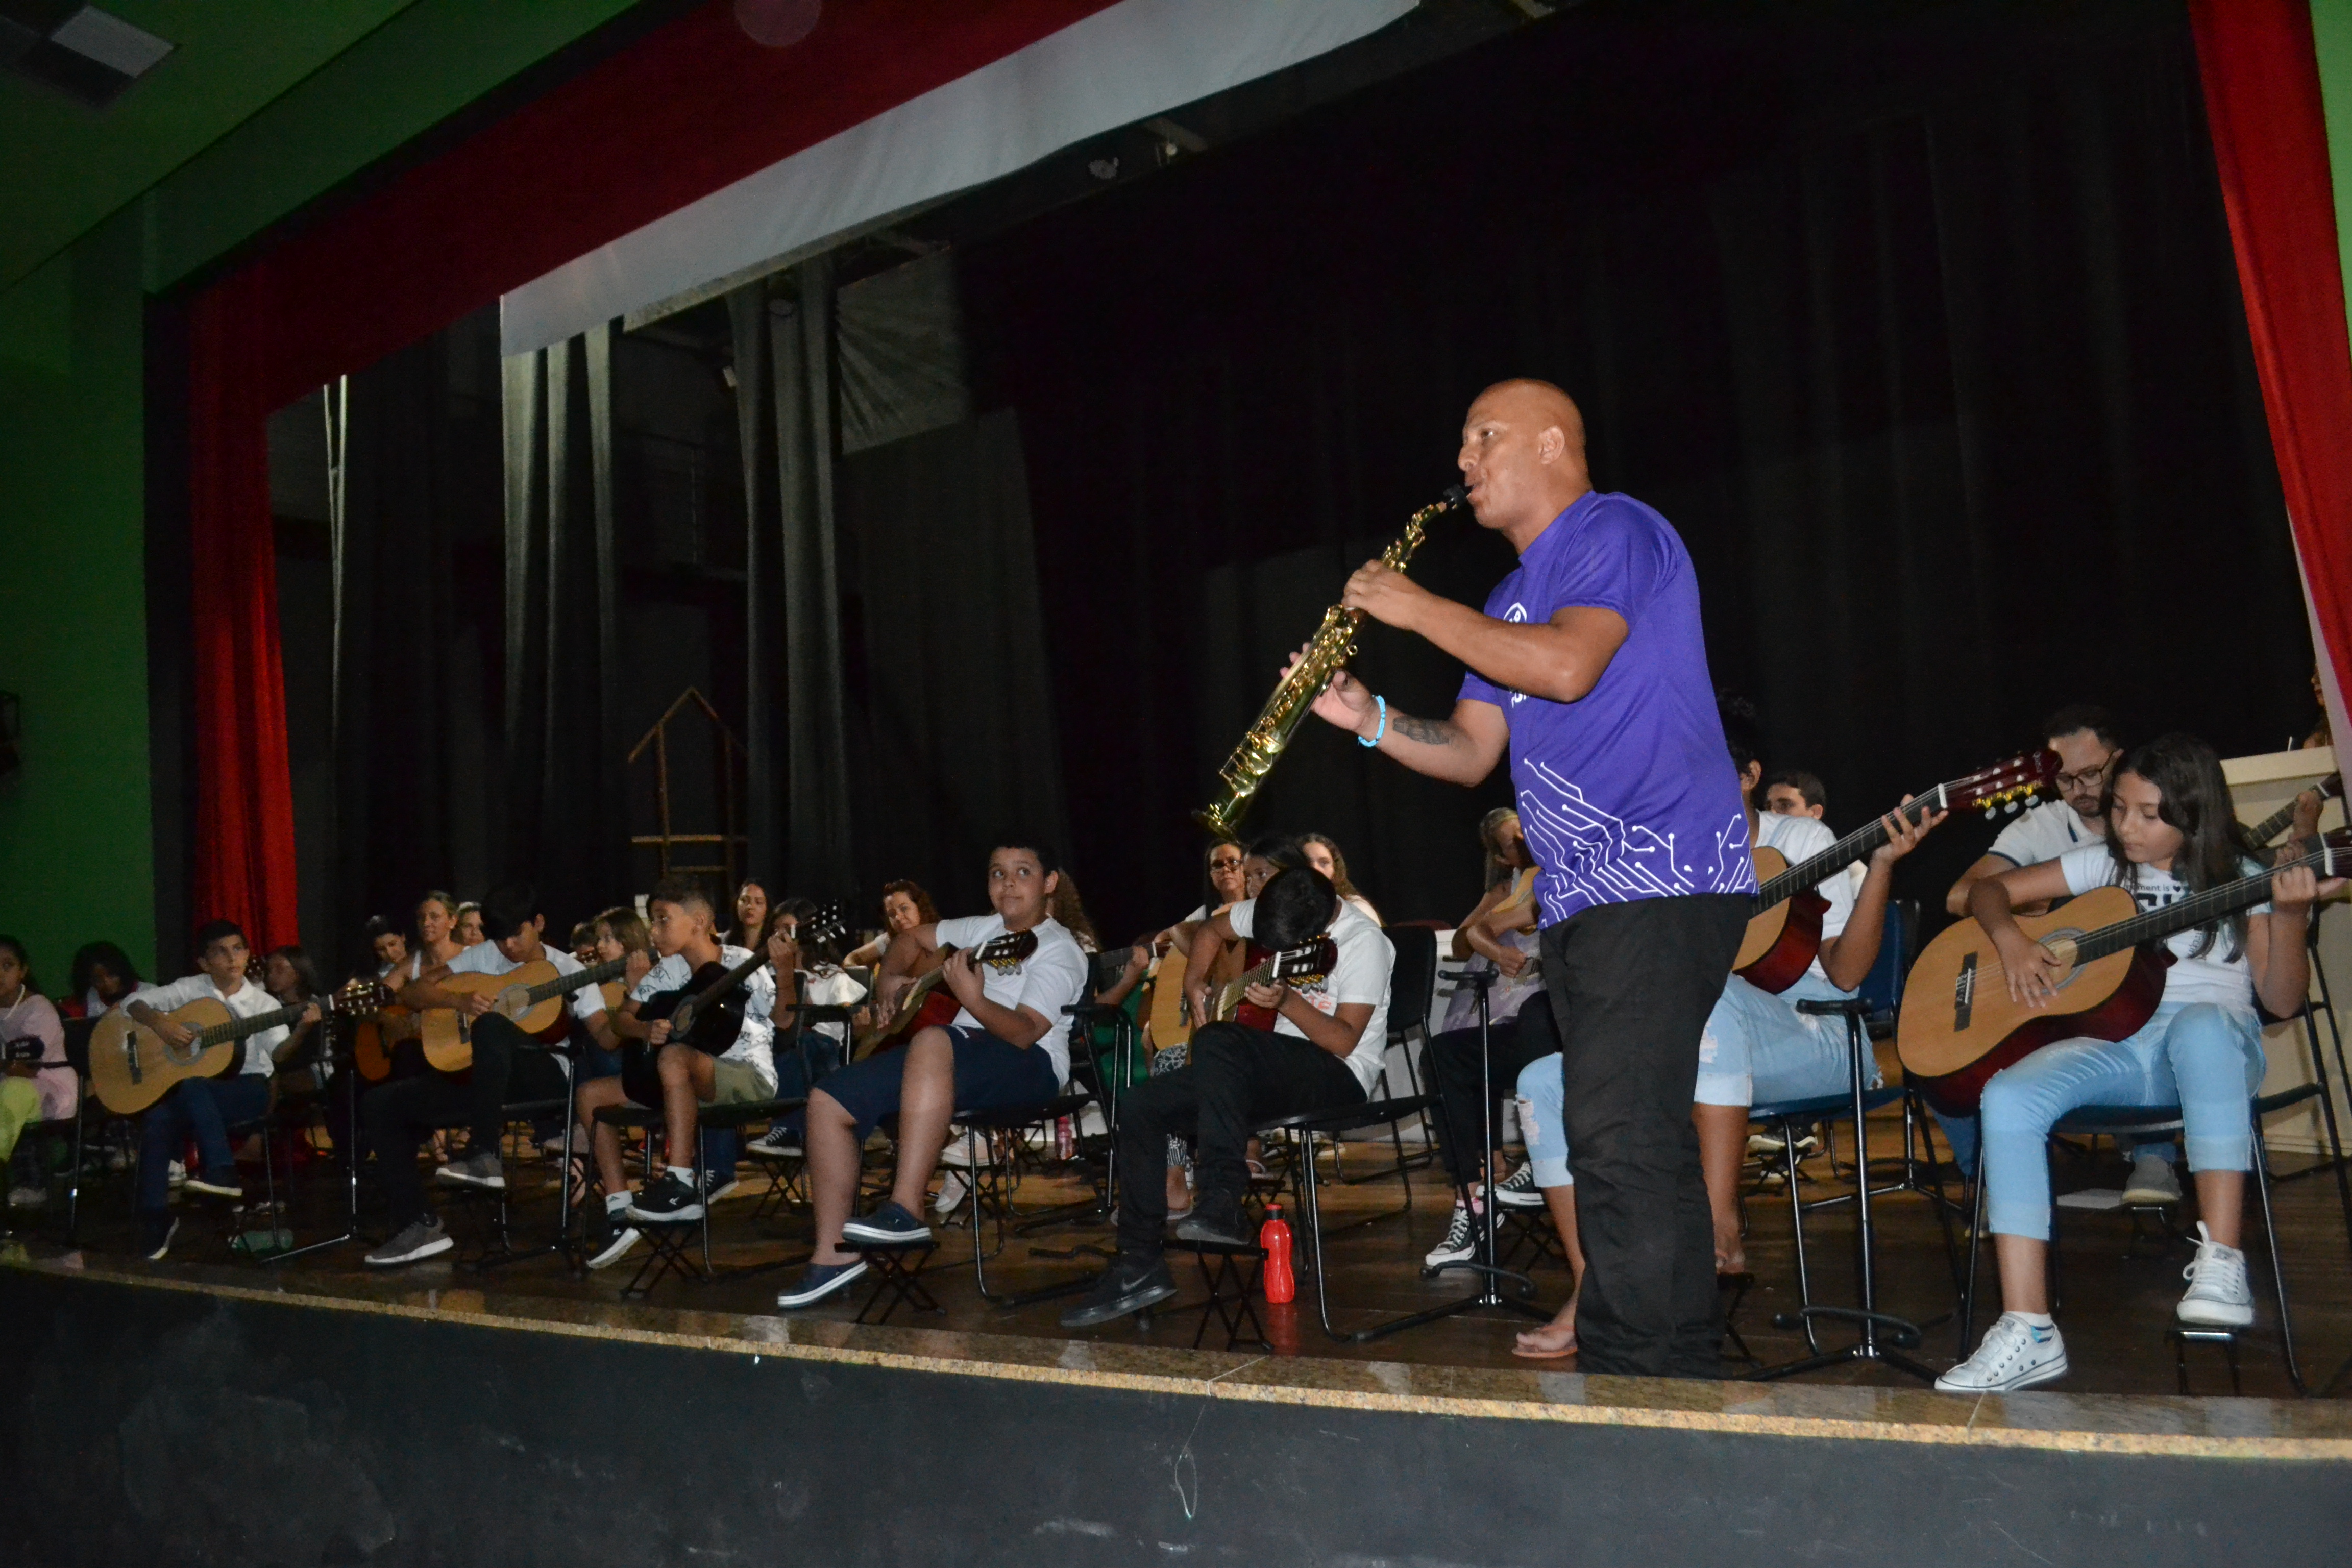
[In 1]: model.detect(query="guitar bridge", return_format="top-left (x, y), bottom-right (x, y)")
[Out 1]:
top-left (1954, 954), bottom-right (1976, 1032)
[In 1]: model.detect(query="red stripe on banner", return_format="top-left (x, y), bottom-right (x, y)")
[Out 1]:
top-left (182, 0), bottom-right (1120, 944)
top-left (2189, 0), bottom-right (2352, 714)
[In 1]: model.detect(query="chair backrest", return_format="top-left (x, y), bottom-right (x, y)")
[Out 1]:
top-left (60, 1015), bottom-right (97, 1080)
top-left (1856, 898), bottom-right (1916, 1027)
top-left (1385, 923), bottom-right (1439, 1040)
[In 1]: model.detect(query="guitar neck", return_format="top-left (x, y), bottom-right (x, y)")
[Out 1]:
top-left (2073, 842), bottom-right (2338, 966)
top-left (523, 957), bottom-right (623, 1007)
top-left (1213, 955), bottom-right (1278, 1020)
top-left (2245, 783), bottom-right (2335, 847)
top-left (693, 950), bottom-right (768, 1008)
top-left (1755, 786), bottom-right (1947, 911)
top-left (198, 998), bottom-right (309, 1048)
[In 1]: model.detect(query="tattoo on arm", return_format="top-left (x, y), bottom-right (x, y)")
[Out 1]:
top-left (1391, 712), bottom-right (1458, 748)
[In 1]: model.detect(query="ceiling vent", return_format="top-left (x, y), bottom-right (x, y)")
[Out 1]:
top-left (1, 2), bottom-right (172, 109)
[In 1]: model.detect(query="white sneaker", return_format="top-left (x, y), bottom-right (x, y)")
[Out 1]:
top-left (1935, 1313), bottom-right (2069, 1393)
top-left (166, 1160), bottom-right (186, 1189)
top-left (935, 1169), bottom-right (970, 1216)
top-left (2177, 1220), bottom-right (2255, 1327)
top-left (937, 1127), bottom-right (995, 1168)
top-left (1423, 1201), bottom-right (1476, 1270)
top-left (2122, 1148), bottom-right (2183, 1206)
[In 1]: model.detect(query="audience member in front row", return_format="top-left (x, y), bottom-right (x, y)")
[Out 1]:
top-left (69, 940), bottom-right (140, 1020)
top-left (573, 880), bottom-right (780, 1269)
top-left (775, 842), bottom-right (1089, 1309)
top-left (361, 885), bottom-right (605, 1267)
top-left (454, 902), bottom-right (486, 947)
top-left (124, 921), bottom-right (318, 1260)
top-left (1937, 733), bottom-right (2332, 1393)
top-left (1763, 769), bottom-right (1826, 819)
top-left (733, 878), bottom-right (772, 948)
top-left (1301, 832), bottom-right (1382, 925)
top-left (1423, 807), bottom-right (1553, 1270)
top-left (1942, 704), bottom-right (2183, 1203)
top-left (0, 936), bottom-right (70, 1208)
top-left (1063, 866), bottom-right (1394, 1328)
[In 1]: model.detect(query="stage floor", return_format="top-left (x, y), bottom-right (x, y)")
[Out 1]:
top-left (14, 1101), bottom-right (2352, 1418)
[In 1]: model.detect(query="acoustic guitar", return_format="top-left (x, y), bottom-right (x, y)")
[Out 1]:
top-left (636, 904), bottom-right (847, 1053)
top-left (852, 929), bottom-right (1039, 1061)
top-left (371, 956), bottom-right (626, 1075)
top-left (1735, 749), bottom-right (2059, 993)
top-left (1206, 937), bottom-right (1341, 1031)
top-left (2242, 773), bottom-right (2342, 847)
top-left (1897, 830), bottom-right (2351, 1114)
top-left (91, 985), bottom-right (377, 1115)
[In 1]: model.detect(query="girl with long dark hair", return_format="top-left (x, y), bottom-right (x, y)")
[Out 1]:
top-left (1939, 732), bottom-right (2337, 1392)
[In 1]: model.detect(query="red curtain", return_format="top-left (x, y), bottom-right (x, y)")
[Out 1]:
top-left (2190, 0), bottom-right (2352, 720)
top-left (183, 0), bottom-right (1119, 942)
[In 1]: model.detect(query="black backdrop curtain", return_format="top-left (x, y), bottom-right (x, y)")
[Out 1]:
top-left (961, 0), bottom-right (2308, 943)
top-left (500, 328), bottom-right (629, 926)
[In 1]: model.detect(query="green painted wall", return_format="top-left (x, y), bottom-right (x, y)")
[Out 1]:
top-left (2313, 0), bottom-right (2352, 355)
top-left (0, 0), bottom-right (636, 989)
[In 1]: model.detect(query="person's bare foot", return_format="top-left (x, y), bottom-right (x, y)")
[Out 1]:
top-left (1514, 1301), bottom-right (1579, 1360)
top-left (1165, 1170), bottom-right (1191, 1215)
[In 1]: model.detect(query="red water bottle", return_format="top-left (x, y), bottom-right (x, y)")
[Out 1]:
top-left (1260, 1203), bottom-right (1296, 1304)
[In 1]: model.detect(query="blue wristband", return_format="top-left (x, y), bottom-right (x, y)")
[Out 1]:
top-left (1359, 695), bottom-right (1388, 748)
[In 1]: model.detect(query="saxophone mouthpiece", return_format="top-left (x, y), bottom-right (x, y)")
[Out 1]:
top-left (1442, 483), bottom-right (1469, 507)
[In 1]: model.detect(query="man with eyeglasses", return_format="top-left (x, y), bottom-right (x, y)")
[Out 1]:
top-left (1943, 704), bottom-right (2188, 1203)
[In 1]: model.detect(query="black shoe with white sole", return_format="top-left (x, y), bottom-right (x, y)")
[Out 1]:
top-left (842, 1199), bottom-right (931, 1247)
top-left (627, 1169), bottom-right (704, 1224)
top-left (140, 1214), bottom-right (179, 1261)
top-left (435, 1150), bottom-right (505, 1190)
top-left (584, 1199), bottom-right (643, 1270)
top-left (1059, 1256), bottom-right (1180, 1329)
top-left (776, 1258), bottom-right (868, 1309)
top-left (1170, 1201), bottom-right (1251, 1250)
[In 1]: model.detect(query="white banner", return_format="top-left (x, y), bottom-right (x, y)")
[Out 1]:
top-left (500, 0), bottom-right (1415, 356)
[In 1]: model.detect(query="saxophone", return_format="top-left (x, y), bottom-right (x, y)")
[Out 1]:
top-left (1194, 484), bottom-right (1468, 838)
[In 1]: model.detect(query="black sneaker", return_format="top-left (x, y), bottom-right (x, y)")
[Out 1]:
top-left (435, 1149), bottom-right (505, 1190)
top-left (1059, 1256), bottom-right (1179, 1329)
top-left (776, 1258), bottom-right (869, 1310)
top-left (842, 1199), bottom-right (932, 1248)
top-left (1170, 1200), bottom-right (1251, 1250)
top-left (584, 1198), bottom-right (642, 1269)
top-left (139, 1214), bottom-right (179, 1261)
top-left (364, 1215), bottom-right (453, 1267)
top-left (626, 1168), bottom-right (704, 1224)
top-left (748, 1126), bottom-right (802, 1160)
top-left (1487, 1162), bottom-right (1543, 1210)
top-left (183, 1168), bottom-right (242, 1199)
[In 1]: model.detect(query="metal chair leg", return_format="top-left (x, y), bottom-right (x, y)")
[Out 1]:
top-left (2253, 1124), bottom-right (2305, 1394)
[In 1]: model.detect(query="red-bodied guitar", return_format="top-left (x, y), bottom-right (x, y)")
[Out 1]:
top-left (850, 928), bottom-right (1040, 1061)
top-left (1207, 937), bottom-right (1341, 1030)
top-left (1735, 749), bottom-right (2060, 993)
top-left (1899, 829), bottom-right (2352, 1114)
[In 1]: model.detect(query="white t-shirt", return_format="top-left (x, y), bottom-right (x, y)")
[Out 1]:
top-left (933, 914), bottom-right (1090, 1085)
top-left (1991, 799), bottom-right (2097, 868)
top-left (129, 974), bottom-right (286, 1077)
top-left (447, 942), bottom-right (609, 1024)
top-left (799, 965), bottom-right (868, 1043)
top-left (1225, 897), bottom-right (1395, 1095)
top-left (2057, 844), bottom-right (2262, 1012)
top-left (629, 945), bottom-right (777, 1089)
top-left (1756, 810), bottom-right (1854, 985)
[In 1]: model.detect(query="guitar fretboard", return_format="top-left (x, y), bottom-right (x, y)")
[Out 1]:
top-left (1754, 785), bottom-right (1951, 912)
top-left (521, 955), bottom-right (625, 1007)
top-left (2071, 840), bottom-right (2342, 966)
top-left (2244, 780), bottom-right (2338, 848)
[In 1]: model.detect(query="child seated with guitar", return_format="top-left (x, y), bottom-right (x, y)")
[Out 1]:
top-left (1936, 733), bottom-right (2337, 1393)
top-left (361, 884), bottom-right (605, 1267)
top-left (122, 921), bottom-right (319, 1260)
top-left (774, 842), bottom-right (1088, 1310)
top-left (573, 879), bottom-right (780, 1267)
top-left (1062, 865), bottom-right (1394, 1329)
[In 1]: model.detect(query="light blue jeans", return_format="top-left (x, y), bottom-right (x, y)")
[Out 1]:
top-left (1980, 1000), bottom-right (2263, 1241)
top-left (1694, 971), bottom-right (1870, 1109)
top-left (1517, 1050), bottom-right (1572, 1188)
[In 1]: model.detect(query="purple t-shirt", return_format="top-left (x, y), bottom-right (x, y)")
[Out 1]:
top-left (1457, 490), bottom-right (1754, 924)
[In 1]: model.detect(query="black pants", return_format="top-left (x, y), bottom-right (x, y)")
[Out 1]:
top-left (1544, 894), bottom-right (1749, 1380)
top-left (360, 1014), bottom-right (567, 1227)
top-left (1114, 1021), bottom-right (1364, 1260)
top-left (1420, 991), bottom-right (1561, 1192)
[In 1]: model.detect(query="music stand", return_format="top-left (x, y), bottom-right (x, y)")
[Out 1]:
top-left (1348, 966), bottom-right (1547, 1342)
top-left (1747, 998), bottom-right (1938, 1383)
top-left (273, 1014), bottom-right (366, 1264)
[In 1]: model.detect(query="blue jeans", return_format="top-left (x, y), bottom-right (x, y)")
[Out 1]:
top-left (1518, 1050), bottom-right (1573, 1188)
top-left (139, 1073), bottom-right (271, 1214)
top-left (1981, 1000), bottom-right (2263, 1240)
top-left (1694, 971), bottom-right (1870, 1108)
